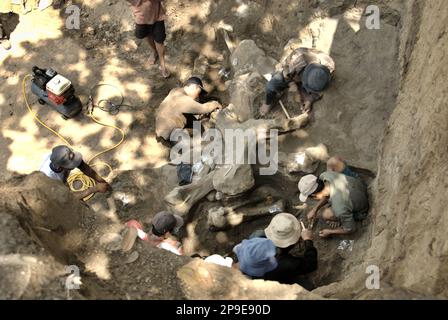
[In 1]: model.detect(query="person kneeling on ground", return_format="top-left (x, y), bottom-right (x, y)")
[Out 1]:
top-left (260, 47), bottom-right (335, 116)
top-left (298, 171), bottom-right (369, 238)
top-left (233, 224), bottom-right (317, 286)
top-left (126, 0), bottom-right (170, 78)
top-left (155, 77), bottom-right (222, 148)
top-left (326, 156), bottom-right (360, 179)
top-left (123, 211), bottom-right (184, 255)
top-left (39, 145), bottom-right (111, 201)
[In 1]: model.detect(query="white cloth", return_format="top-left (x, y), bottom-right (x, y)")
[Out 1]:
top-left (39, 154), bottom-right (68, 182)
top-left (157, 241), bottom-right (182, 256)
top-left (204, 254), bottom-right (233, 268)
top-left (38, 0), bottom-right (53, 11)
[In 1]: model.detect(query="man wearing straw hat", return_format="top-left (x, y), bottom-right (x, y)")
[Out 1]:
top-left (235, 213), bottom-right (318, 286)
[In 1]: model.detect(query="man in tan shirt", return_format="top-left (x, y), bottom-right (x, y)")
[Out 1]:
top-left (156, 77), bottom-right (223, 147)
top-left (126, 0), bottom-right (170, 78)
top-left (260, 47), bottom-right (335, 116)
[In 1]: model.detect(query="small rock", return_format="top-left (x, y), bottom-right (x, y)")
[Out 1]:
top-left (85, 26), bottom-right (95, 36)
top-left (206, 191), bottom-right (217, 202)
top-left (215, 191), bottom-right (223, 201)
top-left (125, 251), bottom-right (139, 264)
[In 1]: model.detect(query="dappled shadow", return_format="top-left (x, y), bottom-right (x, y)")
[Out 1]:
top-left (1, 0), bottom-right (403, 295)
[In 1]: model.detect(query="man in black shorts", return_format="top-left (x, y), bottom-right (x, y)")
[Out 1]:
top-left (126, 0), bottom-right (170, 78)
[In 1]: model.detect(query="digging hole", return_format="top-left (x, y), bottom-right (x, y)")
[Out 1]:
top-left (175, 163), bottom-right (365, 290)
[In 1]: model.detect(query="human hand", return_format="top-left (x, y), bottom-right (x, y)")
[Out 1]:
top-left (301, 228), bottom-right (313, 241)
top-left (301, 101), bottom-right (312, 113)
top-left (300, 221), bottom-right (313, 241)
top-left (95, 182), bottom-right (109, 193)
top-left (212, 101), bottom-right (223, 110)
top-left (307, 208), bottom-right (317, 221)
top-left (319, 229), bottom-right (333, 238)
top-left (164, 236), bottom-right (181, 248)
top-left (260, 104), bottom-right (271, 116)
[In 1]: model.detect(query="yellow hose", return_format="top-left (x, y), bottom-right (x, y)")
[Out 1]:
top-left (22, 74), bottom-right (125, 200)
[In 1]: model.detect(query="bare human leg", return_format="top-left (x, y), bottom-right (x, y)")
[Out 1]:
top-left (145, 35), bottom-right (158, 65)
top-left (155, 41), bottom-right (170, 78)
top-left (321, 207), bottom-right (341, 228)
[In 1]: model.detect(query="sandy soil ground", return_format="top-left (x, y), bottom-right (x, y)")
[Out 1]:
top-left (0, 0), bottom-right (409, 296)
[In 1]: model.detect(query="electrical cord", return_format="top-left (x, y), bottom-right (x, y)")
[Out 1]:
top-left (22, 75), bottom-right (126, 201)
top-left (88, 83), bottom-right (134, 115)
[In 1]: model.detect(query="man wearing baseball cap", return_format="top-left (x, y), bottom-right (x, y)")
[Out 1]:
top-left (260, 47), bottom-right (335, 116)
top-left (122, 211), bottom-right (184, 255)
top-left (298, 171), bottom-right (369, 238)
top-left (151, 211), bottom-right (184, 237)
top-left (39, 145), bottom-right (111, 200)
top-left (155, 76), bottom-right (223, 148)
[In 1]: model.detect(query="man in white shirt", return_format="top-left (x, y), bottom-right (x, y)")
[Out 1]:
top-left (39, 145), bottom-right (111, 201)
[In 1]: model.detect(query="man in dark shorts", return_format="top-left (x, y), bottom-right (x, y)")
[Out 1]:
top-left (126, 0), bottom-right (170, 78)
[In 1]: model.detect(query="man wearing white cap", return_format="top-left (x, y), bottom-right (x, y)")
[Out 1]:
top-left (298, 171), bottom-right (369, 238)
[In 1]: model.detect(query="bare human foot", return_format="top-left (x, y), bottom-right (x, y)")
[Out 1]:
top-left (259, 103), bottom-right (272, 116)
top-left (148, 50), bottom-right (158, 65)
top-left (159, 66), bottom-right (171, 79)
top-left (325, 220), bottom-right (341, 229)
top-left (301, 100), bottom-right (312, 113)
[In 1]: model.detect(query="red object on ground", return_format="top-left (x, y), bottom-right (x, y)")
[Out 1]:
top-left (47, 91), bottom-right (66, 105)
top-left (126, 220), bottom-right (148, 241)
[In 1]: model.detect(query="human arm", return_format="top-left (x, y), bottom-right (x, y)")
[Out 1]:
top-left (73, 184), bottom-right (106, 201)
top-left (300, 89), bottom-right (323, 113)
top-left (319, 228), bottom-right (351, 238)
top-left (319, 213), bottom-right (356, 238)
top-left (178, 94), bottom-right (222, 115)
top-left (78, 161), bottom-right (111, 187)
top-left (159, 237), bottom-right (183, 255)
top-left (299, 226), bottom-right (318, 273)
top-left (307, 197), bottom-right (329, 220)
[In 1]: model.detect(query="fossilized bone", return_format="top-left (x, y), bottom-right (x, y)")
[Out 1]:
top-left (164, 171), bottom-right (216, 216)
top-left (207, 199), bottom-right (285, 230)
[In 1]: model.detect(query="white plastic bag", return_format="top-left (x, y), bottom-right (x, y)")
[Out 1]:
top-left (337, 240), bottom-right (354, 252)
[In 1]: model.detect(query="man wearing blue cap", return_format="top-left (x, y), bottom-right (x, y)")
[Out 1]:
top-left (260, 47), bottom-right (335, 116)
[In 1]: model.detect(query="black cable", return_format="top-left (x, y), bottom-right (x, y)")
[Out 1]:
top-left (88, 83), bottom-right (125, 115)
